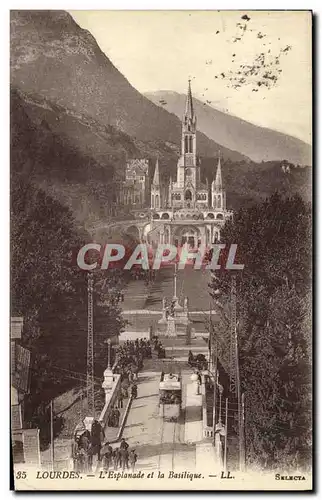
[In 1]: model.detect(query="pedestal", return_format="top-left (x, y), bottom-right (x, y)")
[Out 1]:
top-left (190, 373), bottom-right (200, 395)
top-left (158, 295), bottom-right (192, 337)
top-left (172, 296), bottom-right (183, 311)
top-left (83, 416), bottom-right (94, 432)
top-left (102, 368), bottom-right (114, 404)
top-left (165, 316), bottom-right (176, 337)
top-left (214, 433), bottom-right (224, 469)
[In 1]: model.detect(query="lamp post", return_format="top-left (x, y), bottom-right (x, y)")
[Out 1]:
top-left (107, 339), bottom-right (111, 370)
top-left (102, 338), bottom-right (114, 404)
top-left (173, 263), bottom-right (177, 299)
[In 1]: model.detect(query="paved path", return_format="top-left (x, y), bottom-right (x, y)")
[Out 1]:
top-left (121, 357), bottom-right (202, 473)
top-left (122, 267), bottom-right (212, 313)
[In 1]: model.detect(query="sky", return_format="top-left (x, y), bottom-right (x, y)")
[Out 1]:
top-left (69, 10), bottom-right (312, 144)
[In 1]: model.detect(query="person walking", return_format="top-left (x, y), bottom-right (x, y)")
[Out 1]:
top-left (122, 386), bottom-right (128, 400)
top-left (91, 420), bottom-right (104, 462)
top-left (102, 442), bottom-right (113, 471)
top-left (113, 447), bottom-right (121, 470)
top-left (120, 438), bottom-right (129, 451)
top-left (108, 408), bottom-right (114, 427)
top-left (118, 390), bottom-right (124, 409)
top-left (129, 449), bottom-right (137, 472)
top-left (131, 383), bottom-right (138, 399)
top-left (133, 364), bottom-right (139, 381)
top-left (114, 407), bottom-right (121, 427)
top-left (71, 435), bottom-right (80, 472)
top-left (78, 431), bottom-right (91, 473)
top-left (120, 448), bottom-right (129, 470)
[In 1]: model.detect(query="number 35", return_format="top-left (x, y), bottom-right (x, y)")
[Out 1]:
top-left (16, 471), bottom-right (27, 479)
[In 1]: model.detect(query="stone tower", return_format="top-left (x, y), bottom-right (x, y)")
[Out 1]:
top-left (175, 80), bottom-right (200, 207)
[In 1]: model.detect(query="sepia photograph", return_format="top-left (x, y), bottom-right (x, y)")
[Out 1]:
top-left (10, 9), bottom-right (312, 491)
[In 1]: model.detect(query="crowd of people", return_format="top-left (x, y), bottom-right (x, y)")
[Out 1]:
top-left (107, 383), bottom-right (137, 428)
top-left (105, 288), bottom-right (125, 307)
top-left (72, 339), bottom-right (151, 473)
top-left (188, 350), bottom-right (208, 371)
top-left (114, 338), bottom-right (152, 382)
top-left (72, 426), bottom-right (138, 473)
top-left (130, 268), bottom-right (157, 286)
top-left (101, 438), bottom-right (137, 472)
top-left (72, 419), bottom-right (105, 473)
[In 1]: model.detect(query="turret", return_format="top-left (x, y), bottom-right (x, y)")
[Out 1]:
top-left (151, 158), bottom-right (161, 209)
top-left (211, 153), bottom-right (226, 210)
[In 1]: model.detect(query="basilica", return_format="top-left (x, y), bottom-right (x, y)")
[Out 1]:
top-left (148, 81), bottom-right (232, 248)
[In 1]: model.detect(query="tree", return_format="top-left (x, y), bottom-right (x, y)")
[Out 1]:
top-left (209, 193), bottom-right (312, 470)
top-left (11, 174), bottom-right (126, 437)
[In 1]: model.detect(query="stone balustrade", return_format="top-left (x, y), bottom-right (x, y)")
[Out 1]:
top-left (98, 373), bottom-right (121, 429)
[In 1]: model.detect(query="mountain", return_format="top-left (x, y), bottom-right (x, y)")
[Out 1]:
top-left (145, 91), bottom-right (312, 165)
top-left (10, 87), bottom-right (181, 229)
top-left (10, 10), bottom-right (311, 231)
top-left (10, 10), bottom-right (246, 164)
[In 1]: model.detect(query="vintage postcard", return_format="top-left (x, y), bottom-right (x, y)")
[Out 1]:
top-left (10, 10), bottom-right (312, 491)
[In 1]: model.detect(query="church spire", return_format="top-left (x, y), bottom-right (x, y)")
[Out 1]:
top-left (185, 79), bottom-right (195, 122)
top-left (152, 158), bottom-right (160, 185)
top-left (214, 151), bottom-right (222, 188)
top-left (181, 80), bottom-right (197, 156)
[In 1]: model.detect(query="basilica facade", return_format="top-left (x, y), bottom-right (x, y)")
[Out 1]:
top-left (148, 81), bottom-right (232, 248)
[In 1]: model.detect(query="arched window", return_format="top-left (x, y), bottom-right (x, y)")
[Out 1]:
top-left (185, 190), bottom-right (192, 201)
top-left (184, 136), bottom-right (189, 154)
top-left (217, 195), bottom-right (221, 208)
top-left (189, 136), bottom-right (193, 153)
top-left (151, 194), bottom-right (154, 208)
top-left (155, 194), bottom-right (159, 208)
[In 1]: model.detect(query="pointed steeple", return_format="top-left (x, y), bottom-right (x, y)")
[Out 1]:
top-left (185, 79), bottom-right (195, 121)
top-left (214, 151), bottom-right (222, 188)
top-left (152, 158), bottom-right (160, 185)
top-left (168, 176), bottom-right (172, 207)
